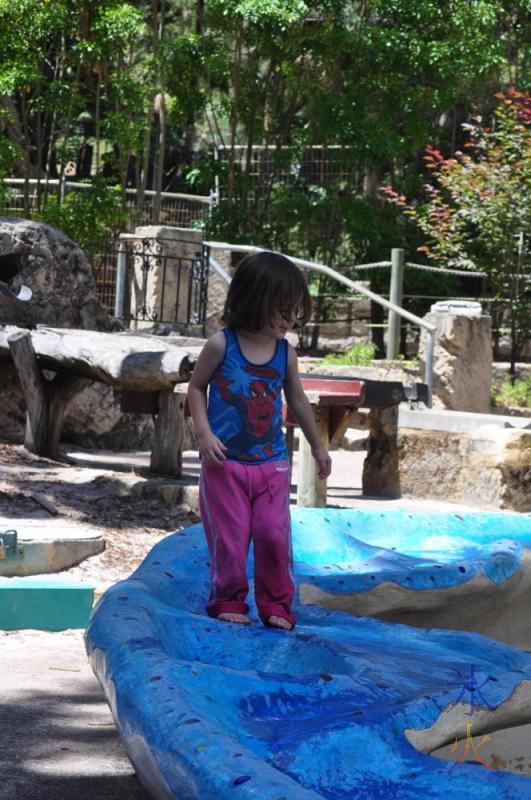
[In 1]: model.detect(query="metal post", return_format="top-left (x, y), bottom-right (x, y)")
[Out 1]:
top-left (424, 330), bottom-right (434, 408)
top-left (386, 248), bottom-right (404, 360)
top-left (114, 241), bottom-right (127, 318)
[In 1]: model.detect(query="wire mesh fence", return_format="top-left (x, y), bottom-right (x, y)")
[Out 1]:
top-left (1, 179), bottom-right (212, 229)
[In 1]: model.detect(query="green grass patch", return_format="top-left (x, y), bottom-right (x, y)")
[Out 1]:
top-left (323, 341), bottom-right (377, 366)
top-left (491, 375), bottom-right (531, 409)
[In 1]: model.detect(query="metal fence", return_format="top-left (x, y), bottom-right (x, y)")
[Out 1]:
top-left (90, 236), bottom-right (210, 333)
top-left (1, 178), bottom-right (212, 229)
top-left (215, 144), bottom-right (354, 194)
top-left (86, 240), bottom-right (119, 314)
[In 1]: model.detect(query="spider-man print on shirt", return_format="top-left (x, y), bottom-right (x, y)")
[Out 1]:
top-left (207, 328), bottom-right (288, 463)
top-left (214, 366), bottom-right (283, 460)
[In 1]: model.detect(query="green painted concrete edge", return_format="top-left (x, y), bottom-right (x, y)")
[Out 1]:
top-left (0, 577), bottom-right (96, 631)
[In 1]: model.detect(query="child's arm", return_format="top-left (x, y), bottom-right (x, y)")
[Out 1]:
top-left (283, 343), bottom-right (332, 479)
top-left (187, 332), bottom-right (228, 466)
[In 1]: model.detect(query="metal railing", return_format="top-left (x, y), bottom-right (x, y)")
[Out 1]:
top-left (1, 178), bottom-right (212, 228)
top-left (203, 241), bottom-right (437, 405)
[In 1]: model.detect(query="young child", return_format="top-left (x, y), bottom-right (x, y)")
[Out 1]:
top-left (187, 250), bottom-right (331, 630)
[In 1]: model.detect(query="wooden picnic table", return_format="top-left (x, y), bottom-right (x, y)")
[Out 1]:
top-left (284, 374), bottom-right (429, 507)
top-left (1, 325), bottom-right (429, 500)
top-left (284, 376), bottom-right (365, 507)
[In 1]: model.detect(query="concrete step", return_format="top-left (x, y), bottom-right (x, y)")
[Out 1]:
top-left (0, 518), bottom-right (105, 577)
top-left (0, 575), bottom-right (96, 631)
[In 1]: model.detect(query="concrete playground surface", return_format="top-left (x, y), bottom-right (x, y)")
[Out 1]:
top-left (0, 446), bottom-right (516, 800)
top-left (0, 628), bottom-right (151, 800)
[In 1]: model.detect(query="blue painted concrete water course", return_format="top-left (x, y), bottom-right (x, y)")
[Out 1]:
top-left (86, 507), bottom-right (531, 799)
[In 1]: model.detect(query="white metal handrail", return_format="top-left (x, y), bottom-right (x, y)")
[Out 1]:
top-left (204, 241), bottom-right (435, 404)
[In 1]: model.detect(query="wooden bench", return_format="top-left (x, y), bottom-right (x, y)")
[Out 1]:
top-left (0, 325), bottom-right (204, 476)
top-left (285, 374), bottom-right (430, 506)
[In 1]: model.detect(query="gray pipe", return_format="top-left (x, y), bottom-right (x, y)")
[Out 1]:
top-left (386, 248), bottom-right (405, 360)
top-left (114, 242), bottom-right (127, 318)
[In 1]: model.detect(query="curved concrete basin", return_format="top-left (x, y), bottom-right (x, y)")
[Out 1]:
top-left (85, 507), bottom-right (531, 799)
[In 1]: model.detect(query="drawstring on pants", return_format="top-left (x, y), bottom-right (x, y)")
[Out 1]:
top-left (258, 464), bottom-right (275, 501)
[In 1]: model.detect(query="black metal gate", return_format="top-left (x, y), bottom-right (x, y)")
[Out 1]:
top-left (93, 237), bottom-right (210, 334)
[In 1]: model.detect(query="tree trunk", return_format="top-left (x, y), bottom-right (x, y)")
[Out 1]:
top-left (154, 92), bottom-right (166, 223)
top-left (137, 109), bottom-right (153, 223)
top-left (57, 60), bottom-right (82, 200)
top-left (151, 0), bottom-right (167, 223)
top-left (95, 68), bottom-right (102, 174)
top-left (19, 92), bottom-right (32, 217)
top-left (227, 22), bottom-right (243, 222)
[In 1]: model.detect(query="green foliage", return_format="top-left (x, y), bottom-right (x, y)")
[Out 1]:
top-left (195, 0), bottom-right (531, 297)
top-left (91, 3), bottom-right (145, 45)
top-left (382, 89), bottom-right (531, 367)
top-left (323, 340), bottom-right (377, 366)
top-left (36, 176), bottom-right (129, 250)
top-left (166, 34), bottom-right (206, 127)
top-left (206, 0), bottom-right (309, 27)
top-left (492, 375), bottom-right (531, 408)
top-left (1, 0), bottom-right (531, 342)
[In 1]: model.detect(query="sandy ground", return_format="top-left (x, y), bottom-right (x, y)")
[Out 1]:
top-left (0, 628), bottom-right (152, 800)
top-left (0, 443), bottom-right (206, 799)
top-left (0, 442), bottom-right (368, 799)
top-left (0, 443), bottom-right (200, 585)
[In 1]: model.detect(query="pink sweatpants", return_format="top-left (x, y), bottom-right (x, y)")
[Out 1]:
top-left (199, 459), bottom-right (295, 628)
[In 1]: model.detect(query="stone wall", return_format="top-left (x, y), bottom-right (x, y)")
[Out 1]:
top-left (397, 426), bottom-right (530, 511)
top-left (362, 408), bottom-right (531, 512)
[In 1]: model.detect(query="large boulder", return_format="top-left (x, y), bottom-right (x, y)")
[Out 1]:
top-left (0, 217), bottom-right (110, 329)
top-left (62, 382), bottom-right (197, 452)
top-left (0, 218), bottom-right (154, 450)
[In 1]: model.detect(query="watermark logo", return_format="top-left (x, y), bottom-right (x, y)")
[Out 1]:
top-left (445, 664), bottom-right (497, 772)
top-left (447, 664), bottom-right (496, 717)
top-left (447, 723), bottom-right (493, 772)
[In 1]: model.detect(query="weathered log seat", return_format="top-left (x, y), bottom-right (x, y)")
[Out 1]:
top-left (0, 325), bottom-right (204, 475)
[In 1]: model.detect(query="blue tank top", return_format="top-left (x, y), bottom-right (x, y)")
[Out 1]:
top-left (207, 328), bottom-right (289, 463)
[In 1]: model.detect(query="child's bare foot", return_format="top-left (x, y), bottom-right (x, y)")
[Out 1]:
top-left (217, 612), bottom-right (250, 625)
top-left (268, 615), bottom-right (293, 630)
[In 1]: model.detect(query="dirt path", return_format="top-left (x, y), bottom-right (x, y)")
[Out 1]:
top-left (0, 443), bottom-right (199, 584)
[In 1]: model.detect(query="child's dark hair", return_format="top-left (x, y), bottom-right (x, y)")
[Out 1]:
top-left (222, 250), bottom-right (312, 331)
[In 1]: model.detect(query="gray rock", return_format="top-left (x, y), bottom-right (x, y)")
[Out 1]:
top-left (0, 217), bottom-right (109, 329)
top-left (0, 218), bottom-right (153, 450)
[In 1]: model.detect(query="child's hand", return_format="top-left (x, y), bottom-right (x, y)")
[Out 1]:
top-left (198, 431), bottom-right (228, 466)
top-left (312, 445), bottom-right (332, 479)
